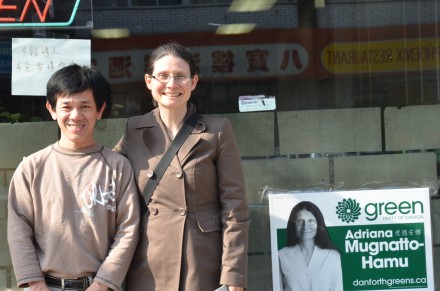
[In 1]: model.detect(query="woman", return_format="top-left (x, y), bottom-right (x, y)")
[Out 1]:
top-left (278, 201), bottom-right (343, 291)
top-left (114, 41), bottom-right (249, 291)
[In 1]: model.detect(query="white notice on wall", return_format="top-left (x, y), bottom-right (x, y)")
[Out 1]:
top-left (11, 38), bottom-right (91, 96)
top-left (238, 95), bottom-right (276, 112)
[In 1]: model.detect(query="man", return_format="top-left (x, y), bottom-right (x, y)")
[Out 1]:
top-left (7, 64), bottom-right (140, 291)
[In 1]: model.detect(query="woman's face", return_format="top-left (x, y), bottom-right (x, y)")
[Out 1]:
top-left (294, 209), bottom-right (318, 242)
top-left (146, 55), bottom-right (198, 111)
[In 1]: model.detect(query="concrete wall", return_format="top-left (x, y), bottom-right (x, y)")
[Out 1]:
top-left (1, 105), bottom-right (440, 290)
top-left (0, 122), bottom-right (58, 290)
top-left (238, 106), bottom-right (440, 291)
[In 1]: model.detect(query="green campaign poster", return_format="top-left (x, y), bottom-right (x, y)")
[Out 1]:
top-left (269, 188), bottom-right (434, 291)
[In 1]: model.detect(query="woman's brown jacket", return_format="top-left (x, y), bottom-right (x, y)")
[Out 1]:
top-left (114, 104), bottom-right (249, 290)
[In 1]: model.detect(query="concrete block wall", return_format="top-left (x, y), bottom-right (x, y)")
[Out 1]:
top-left (277, 108), bottom-right (382, 155)
top-left (94, 118), bottom-right (128, 149)
top-left (242, 158), bottom-right (330, 204)
top-left (236, 106), bottom-right (439, 290)
top-left (215, 112), bottom-right (276, 157)
top-left (334, 153), bottom-right (437, 190)
top-left (0, 122), bottom-right (58, 291)
top-left (0, 122), bottom-right (58, 169)
top-left (385, 105), bottom-right (440, 151)
top-left (1, 105), bottom-right (440, 290)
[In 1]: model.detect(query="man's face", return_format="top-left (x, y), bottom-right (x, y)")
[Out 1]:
top-left (46, 89), bottom-right (105, 149)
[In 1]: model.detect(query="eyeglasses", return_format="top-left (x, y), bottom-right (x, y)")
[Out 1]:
top-left (151, 73), bottom-right (193, 84)
top-left (293, 219), bottom-right (317, 226)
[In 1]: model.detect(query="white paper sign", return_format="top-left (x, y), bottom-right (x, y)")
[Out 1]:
top-left (238, 95), bottom-right (276, 112)
top-left (11, 38), bottom-right (91, 96)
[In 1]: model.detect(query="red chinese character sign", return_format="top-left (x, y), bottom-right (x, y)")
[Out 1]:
top-left (204, 44), bottom-right (308, 78)
top-left (0, 0), bottom-right (91, 28)
top-left (211, 50), bottom-right (235, 73)
top-left (108, 56), bottom-right (132, 79)
top-left (92, 43), bottom-right (309, 84)
top-left (11, 38), bottom-right (90, 95)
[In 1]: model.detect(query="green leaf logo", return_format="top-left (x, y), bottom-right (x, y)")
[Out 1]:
top-left (336, 198), bottom-right (361, 223)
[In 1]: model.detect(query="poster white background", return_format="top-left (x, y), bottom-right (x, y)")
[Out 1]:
top-left (268, 188), bottom-right (434, 291)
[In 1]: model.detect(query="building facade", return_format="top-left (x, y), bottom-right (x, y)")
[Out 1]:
top-left (1, 0), bottom-right (439, 290)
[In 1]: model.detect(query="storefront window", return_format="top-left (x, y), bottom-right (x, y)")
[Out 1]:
top-left (1, 0), bottom-right (439, 290)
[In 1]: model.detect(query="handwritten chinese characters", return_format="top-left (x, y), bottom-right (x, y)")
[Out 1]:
top-left (15, 44), bottom-right (69, 74)
top-left (12, 38), bottom-right (90, 96)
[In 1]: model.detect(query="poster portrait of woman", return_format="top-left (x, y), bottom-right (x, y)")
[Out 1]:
top-left (278, 201), bottom-right (343, 291)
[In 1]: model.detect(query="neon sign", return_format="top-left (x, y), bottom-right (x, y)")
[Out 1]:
top-left (0, 0), bottom-right (81, 27)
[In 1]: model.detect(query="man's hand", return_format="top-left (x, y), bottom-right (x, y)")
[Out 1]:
top-left (86, 281), bottom-right (108, 291)
top-left (28, 281), bottom-right (50, 291)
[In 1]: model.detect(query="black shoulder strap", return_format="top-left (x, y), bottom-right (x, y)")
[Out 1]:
top-left (141, 113), bottom-right (199, 209)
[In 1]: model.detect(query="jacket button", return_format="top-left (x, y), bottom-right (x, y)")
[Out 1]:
top-left (175, 170), bottom-right (183, 179)
top-left (178, 208), bottom-right (186, 216)
top-left (150, 207), bottom-right (158, 215)
top-left (147, 170), bottom-right (154, 178)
